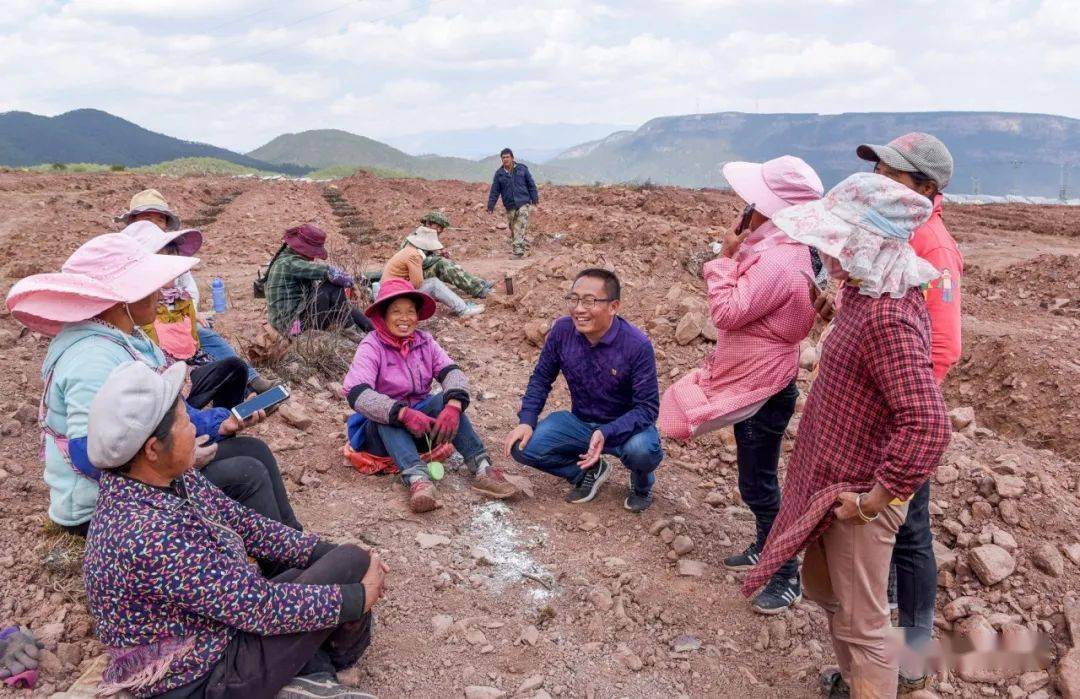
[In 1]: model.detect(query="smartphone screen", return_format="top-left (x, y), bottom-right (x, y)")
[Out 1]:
top-left (231, 385), bottom-right (290, 421)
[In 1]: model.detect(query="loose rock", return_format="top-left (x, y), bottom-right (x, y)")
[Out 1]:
top-left (968, 544), bottom-right (1016, 586)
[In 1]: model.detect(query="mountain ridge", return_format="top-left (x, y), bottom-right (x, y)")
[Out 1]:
top-left (0, 108), bottom-right (304, 175)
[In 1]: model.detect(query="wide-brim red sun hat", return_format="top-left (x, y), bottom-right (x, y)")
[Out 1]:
top-left (364, 277), bottom-right (436, 320)
top-left (283, 223), bottom-right (328, 260)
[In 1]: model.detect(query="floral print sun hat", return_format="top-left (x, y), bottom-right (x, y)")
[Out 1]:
top-left (771, 172), bottom-right (940, 298)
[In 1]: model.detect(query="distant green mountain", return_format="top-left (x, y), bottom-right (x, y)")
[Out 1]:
top-left (549, 111), bottom-right (1080, 197)
top-left (248, 129), bottom-right (505, 182)
top-left (0, 108), bottom-right (305, 175)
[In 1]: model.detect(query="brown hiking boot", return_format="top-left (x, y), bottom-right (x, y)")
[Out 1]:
top-left (472, 467), bottom-right (519, 499)
top-left (409, 481), bottom-right (439, 513)
top-left (247, 375), bottom-right (280, 394)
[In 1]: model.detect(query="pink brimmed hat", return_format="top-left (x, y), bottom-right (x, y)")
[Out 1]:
top-left (721, 155), bottom-right (824, 219)
top-left (5, 233), bottom-right (198, 336)
top-left (364, 277), bottom-right (436, 320)
top-left (283, 223), bottom-right (328, 260)
top-left (121, 220), bottom-right (203, 257)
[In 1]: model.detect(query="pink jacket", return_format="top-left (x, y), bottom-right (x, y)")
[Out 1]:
top-left (910, 196), bottom-right (963, 382)
top-left (342, 330), bottom-right (468, 424)
top-left (660, 234), bottom-right (816, 439)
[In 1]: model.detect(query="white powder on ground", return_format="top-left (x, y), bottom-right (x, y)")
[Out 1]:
top-left (469, 500), bottom-right (554, 602)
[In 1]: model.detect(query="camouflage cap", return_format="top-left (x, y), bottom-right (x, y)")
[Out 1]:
top-left (420, 211), bottom-right (451, 229)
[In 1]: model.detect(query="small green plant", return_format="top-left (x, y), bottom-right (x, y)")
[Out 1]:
top-left (109, 164), bottom-right (126, 171)
top-left (50, 162), bottom-right (66, 171)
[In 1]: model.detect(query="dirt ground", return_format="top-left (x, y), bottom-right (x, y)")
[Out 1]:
top-left (0, 171), bottom-right (1078, 698)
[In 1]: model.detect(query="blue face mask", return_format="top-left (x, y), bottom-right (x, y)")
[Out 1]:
top-left (860, 208), bottom-right (910, 241)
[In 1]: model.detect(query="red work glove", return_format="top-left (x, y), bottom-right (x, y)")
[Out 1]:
top-left (429, 404), bottom-right (461, 445)
top-left (398, 408), bottom-right (435, 438)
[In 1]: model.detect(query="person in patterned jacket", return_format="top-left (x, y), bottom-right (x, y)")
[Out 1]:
top-left (741, 173), bottom-right (951, 698)
top-left (83, 361), bottom-right (387, 699)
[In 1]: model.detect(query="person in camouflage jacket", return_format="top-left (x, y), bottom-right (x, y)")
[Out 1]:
top-left (413, 212), bottom-right (494, 299)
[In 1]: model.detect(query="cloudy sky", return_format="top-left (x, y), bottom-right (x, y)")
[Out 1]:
top-left (1, 0), bottom-right (1077, 152)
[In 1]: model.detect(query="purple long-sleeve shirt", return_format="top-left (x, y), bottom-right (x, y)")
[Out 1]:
top-left (518, 316), bottom-right (660, 447)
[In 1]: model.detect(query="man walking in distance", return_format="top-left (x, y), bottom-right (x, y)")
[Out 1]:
top-left (487, 148), bottom-right (539, 259)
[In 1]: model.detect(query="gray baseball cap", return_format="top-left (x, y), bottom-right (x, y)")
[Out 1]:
top-left (856, 132), bottom-right (954, 189)
top-left (88, 361), bottom-right (187, 469)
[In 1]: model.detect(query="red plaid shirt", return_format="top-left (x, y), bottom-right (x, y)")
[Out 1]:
top-left (742, 284), bottom-right (951, 595)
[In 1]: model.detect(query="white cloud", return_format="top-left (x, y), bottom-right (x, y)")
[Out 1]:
top-left (0, 0), bottom-right (1075, 152)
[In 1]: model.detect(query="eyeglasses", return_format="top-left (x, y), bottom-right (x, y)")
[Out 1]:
top-left (563, 294), bottom-right (614, 310)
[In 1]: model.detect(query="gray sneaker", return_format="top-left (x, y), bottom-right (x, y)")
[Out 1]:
top-left (276, 673), bottom-right (375, 699)
top-left (565, 459), bottom-right (611, 503)
top-left (457, 302), bottom-right (484, 317)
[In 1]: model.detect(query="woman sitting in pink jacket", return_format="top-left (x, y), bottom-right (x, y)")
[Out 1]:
top-left (659, 155), bottom-right (821, 615)
top-left (342, 278), bottom-right (518, 513)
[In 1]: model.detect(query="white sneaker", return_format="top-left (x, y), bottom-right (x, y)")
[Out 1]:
top-left (458, 303), bottom-right (484, 317)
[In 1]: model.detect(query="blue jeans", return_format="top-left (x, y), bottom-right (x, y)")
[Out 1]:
top-left (891, 480), bottom-right (936, 657)
top-left (510, 411), bottom-right (663, 494)
top-left (198, 325), bottom-right (258, 383)
top-left (735, 380), bottom-right (799, 579)
top-left (362, 394), bottom-right (486, 485)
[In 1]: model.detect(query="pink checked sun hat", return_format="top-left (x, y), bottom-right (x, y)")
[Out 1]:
top-left (121, 220), bottom-right (203, 257)
top-left (771, 172), bottom-right (939, 299)
top-left (5, 233), bottom-right (198, 336)
top-left (364, 277), bottom-right (437, 321)
top-left (721, 155), bottom-right (824, 219)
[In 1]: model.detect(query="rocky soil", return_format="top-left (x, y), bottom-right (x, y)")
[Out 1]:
top-left (0, 170), bottom-right (1078, 698)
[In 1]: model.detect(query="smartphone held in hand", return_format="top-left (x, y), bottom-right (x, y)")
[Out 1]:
top-left (231, 384), bottom-right (290, 422)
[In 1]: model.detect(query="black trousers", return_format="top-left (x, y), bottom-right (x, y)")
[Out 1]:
top-left (202, 437), bottom-right (302, 532)
top-left (60, 437), bottom-right (299, 539)
top-left (188, 357), bottom-right (249, 409)
top-left (301, 283), bottom-right (373, 333)
top-left (158, 544), bottom-right (373, 699)
top-left (734, 379), bottom-right (800, 579)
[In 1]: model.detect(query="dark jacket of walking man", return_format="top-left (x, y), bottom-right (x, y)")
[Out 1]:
top-left (487, 148), bottom-right (539, 259)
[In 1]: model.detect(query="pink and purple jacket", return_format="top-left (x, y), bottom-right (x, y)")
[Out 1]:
top-left (83, 470), bottom-right (340, 697)
top-left (342, 329), bottom-right (470, 425)
top-left (660, 227), bottom-right (816, 439)
top-left (911, 195), bottom-right (963, 382)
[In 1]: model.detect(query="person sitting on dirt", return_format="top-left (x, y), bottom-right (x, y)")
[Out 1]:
top-left (417, 211), bottom-right (496, 299)
top-left (117, 189), bottom-right (279, 394)
top-left (83, 360), bottom-right (386, 699)
top-left (5, 233), bottom-right (302, 537)
top-left (504, 268), bottom-right (663, 512)
top-left (487, 147), bottom-right (539, 259)
top-left (121, 220), bottom-right (250, 410)
top-left (265, 222), bottom-right (373, 339)
top-left (739, 173), bottom-right (950, 699)
top-left (658, 155), bottom-right (822, 615)
top-left (381, 226), bottom-right (484, 317)
top-left (342, 278), bottom-right (517, 513)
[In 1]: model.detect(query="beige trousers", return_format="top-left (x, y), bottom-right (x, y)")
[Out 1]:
top-left (803, 501), bottom-right (909, 699)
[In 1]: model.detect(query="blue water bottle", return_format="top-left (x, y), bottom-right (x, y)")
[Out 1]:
top-left (211, 278), bottom-right (228, 313)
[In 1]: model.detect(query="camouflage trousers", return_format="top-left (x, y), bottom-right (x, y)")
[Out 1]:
top-left (423, 256), bottom-right (486, 298)
top-left (506, 204), bottom-right (531, 256)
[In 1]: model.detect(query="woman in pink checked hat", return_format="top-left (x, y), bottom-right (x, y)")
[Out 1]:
top-left (659, 155), bottom-right (823, 615)
top-left (5, 233), bottom-right (302, 539)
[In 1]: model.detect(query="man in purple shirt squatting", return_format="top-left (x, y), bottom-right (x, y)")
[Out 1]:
top-left (504, 268), bottom-right (663, 511)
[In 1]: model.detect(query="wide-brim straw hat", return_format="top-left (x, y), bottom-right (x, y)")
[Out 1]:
top-left (116, 189), bottom-right (182, 232)
top-left (5, 233), bottom-right (197, 336)
top-left (364, 277), bottom-right (436, 320)
top-left (405, 226), bottom-right (444, 252)
top-left (771, 172), bottom-right (939, 299)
